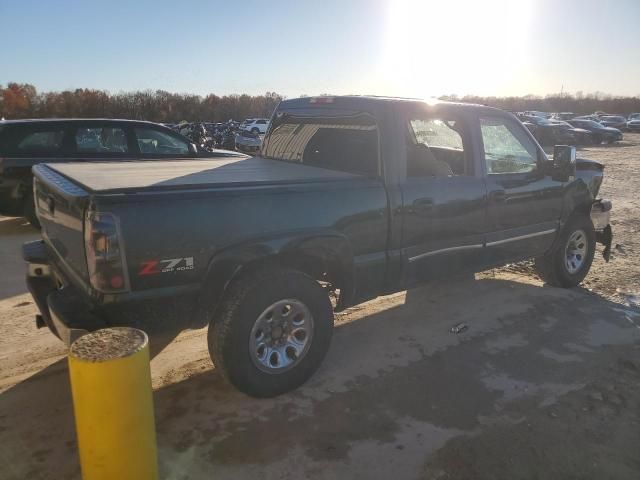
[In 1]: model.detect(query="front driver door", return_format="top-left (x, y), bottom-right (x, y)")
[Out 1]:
top-left (480, 114), bottom-right (564, 264)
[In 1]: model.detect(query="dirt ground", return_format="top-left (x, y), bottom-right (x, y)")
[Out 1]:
top-left (0, 136), bottom-right (639, 480)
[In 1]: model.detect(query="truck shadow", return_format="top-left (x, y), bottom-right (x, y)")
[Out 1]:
top-left (0, 217), bottom-right (41, 301)
top-left (0, 275), bottom-right (637, 479)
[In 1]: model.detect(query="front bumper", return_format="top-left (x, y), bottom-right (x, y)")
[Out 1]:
top-left (591, 199), bottom-right (613, 262)
top-left (24, 240), bottom-right (106, 346)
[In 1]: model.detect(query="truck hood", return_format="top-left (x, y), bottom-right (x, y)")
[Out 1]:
top-left (45, 157), bottom-right (358, 194)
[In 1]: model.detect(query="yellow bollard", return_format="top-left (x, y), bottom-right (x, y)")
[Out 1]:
top-left (68, 327), bottom-right (158, 480)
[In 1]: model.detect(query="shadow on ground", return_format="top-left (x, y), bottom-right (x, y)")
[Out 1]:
top-left (1, 276), bottom-right (638, 480)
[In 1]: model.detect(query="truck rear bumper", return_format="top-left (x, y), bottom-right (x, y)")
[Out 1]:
top-left (24, 240), bottom-right (106, 346)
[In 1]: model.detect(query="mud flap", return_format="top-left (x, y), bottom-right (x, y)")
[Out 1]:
top-left (596, 224), bottom-right (612, 262)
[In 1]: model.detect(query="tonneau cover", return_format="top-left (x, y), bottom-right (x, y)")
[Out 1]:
top-left (46, 157), bottom-right (357, 193)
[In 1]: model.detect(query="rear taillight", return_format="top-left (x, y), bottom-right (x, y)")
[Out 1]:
top-left (84, 211), bottom-right (129, 293)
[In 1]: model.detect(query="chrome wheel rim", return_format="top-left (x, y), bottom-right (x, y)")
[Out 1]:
top-left (249, 299), bottom-right (314, 374)
top-left (565, 229), bottom-right (588, 274)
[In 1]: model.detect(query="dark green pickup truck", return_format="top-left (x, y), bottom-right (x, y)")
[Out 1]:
top-left (24, 96), bottom-right (612, 397)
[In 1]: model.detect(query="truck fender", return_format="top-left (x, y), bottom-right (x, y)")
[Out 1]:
top-left (195, 231), bottom-right (355, 325)
top-left (560, 178), bottom-right (594, 226)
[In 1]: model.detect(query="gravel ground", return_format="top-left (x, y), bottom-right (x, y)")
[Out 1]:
top-left (0, 135), bottom-right (639, 480)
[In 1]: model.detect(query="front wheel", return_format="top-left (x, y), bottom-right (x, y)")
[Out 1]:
top-left (208, 267), bottom-right (333, 397)
top-left (534, 215), bottom-right (596, 288)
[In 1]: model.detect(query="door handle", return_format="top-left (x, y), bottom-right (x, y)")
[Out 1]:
top-left (489, 190), bottom-right (506, 202)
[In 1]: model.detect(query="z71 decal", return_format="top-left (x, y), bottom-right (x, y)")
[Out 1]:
top-left (139, 257), bottom-right (194, 276)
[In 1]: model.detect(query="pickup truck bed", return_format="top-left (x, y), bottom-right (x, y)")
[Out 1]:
top-left (48, 157), bottom-right (357, 193)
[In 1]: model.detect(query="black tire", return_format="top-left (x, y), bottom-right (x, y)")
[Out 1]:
top-left (251, 127), bottom-right (260, 134)
top-left (23, 192), bottom-right (41, 229)
top-left (534, 215), bottom-right (596, 288)
top-left (592, 134), bottom-right (602, 145)
top-left (208, 267), bottom-right (333, 397)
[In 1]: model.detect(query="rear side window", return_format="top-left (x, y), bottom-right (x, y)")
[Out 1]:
top-left (134, 127), bottom-right (189, 155)
top-left (263, 111), bottom-right (379, 176)
top-left (3, 126), bottom-right (65, 154)
top-left (75, 127), bottom-right (128, 153)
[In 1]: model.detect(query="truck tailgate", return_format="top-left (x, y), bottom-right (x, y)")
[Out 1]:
top-left (32, 165), bottom-right (90, 285)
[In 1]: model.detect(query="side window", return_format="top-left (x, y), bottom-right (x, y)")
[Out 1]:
top-left (480, 117), bottom-right (538, 174)
top-left (407, 117), bottom-right (470, 177)
top-left (257, 120), bottom-right (267, 125)
top-left (134, 127), bottom-right (190, 155)
top-left (14, 128), bottom-right (65, 154)
top-left (75, 126), bottom-right (128, 153)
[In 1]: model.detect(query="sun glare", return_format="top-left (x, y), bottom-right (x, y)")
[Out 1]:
top-left (380, 0), bottom-right (533, 98)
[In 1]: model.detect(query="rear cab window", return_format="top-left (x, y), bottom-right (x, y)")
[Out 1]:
top-left (262, 107), bottom-right (380, 176)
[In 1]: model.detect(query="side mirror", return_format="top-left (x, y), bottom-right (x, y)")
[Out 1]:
top-left (188, 143), bottom-right (198, 154)
top-left (552, 145), bottom-right (576, 182)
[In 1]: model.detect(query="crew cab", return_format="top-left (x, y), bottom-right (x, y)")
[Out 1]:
top-left (24, 96), bottom-right (613, 397)
top-left (0, 119), bottom-right (246, 226)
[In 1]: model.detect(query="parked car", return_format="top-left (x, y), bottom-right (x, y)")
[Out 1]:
top-left (599, 115), bottom-right (628, 131)
top-left (567, 119), bottom-right (623, 144)
top-left (626, 117), bottom-right (640, 132)
top-left (551, 112), bottom-right (576, 121)
top-left (523, 110), bottom-right (553, 119)
top-left (0, 119), bottom-right (246, 226)
top-left (241, 118), bottom-right (269, 134)
top-left (24, 96), bottom-right (613, 397)
top-left (235, 130), bottom-right (262, 154)
top-left (626, 113), bottom-right (640, 132)
top-left (520, 115), bottom-right (591, 146)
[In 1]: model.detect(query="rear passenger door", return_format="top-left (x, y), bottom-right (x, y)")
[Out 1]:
top-left (398, 106), bottom-right (488, 285)
top-left (480, 115), bottom-right (564, 263)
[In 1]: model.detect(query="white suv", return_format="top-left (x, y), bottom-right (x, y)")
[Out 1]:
top-left (241, 118), bottom-right (269, 134)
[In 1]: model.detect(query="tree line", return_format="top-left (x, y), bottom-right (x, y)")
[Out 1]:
top-left (2, 83), bottom-right (640, 122)
top-left (0, 83), bottom-right (283, 122)
top-left (438, 92), bottom-right (640, 116)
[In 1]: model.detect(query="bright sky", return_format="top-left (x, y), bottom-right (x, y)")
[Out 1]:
top-left (1, 0), bottom-right (639, 98)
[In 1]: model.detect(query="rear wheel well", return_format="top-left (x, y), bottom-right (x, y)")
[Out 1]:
top-left (228, 251), bottom-right (350, 310)
top-left (244, 251), bottom-right (346, 289)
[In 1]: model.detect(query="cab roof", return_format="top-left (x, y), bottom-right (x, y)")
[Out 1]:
top-left (0, 118), bottom-right (162, 126)
top-left (278, 95), bottom-right (501, 115)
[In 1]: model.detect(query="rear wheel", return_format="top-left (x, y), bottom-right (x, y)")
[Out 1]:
top-left (251, 127), bottom-right (260, 134)
top-left (534, 215), bottom-right (595, 288)
top-left (208, 267), bottom-right (333, 397)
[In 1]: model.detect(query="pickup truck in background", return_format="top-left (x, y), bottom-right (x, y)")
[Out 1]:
top-left (24, 96), bottom-right (612, 397)
top-left (0, 119), bottom-right (246, 226)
